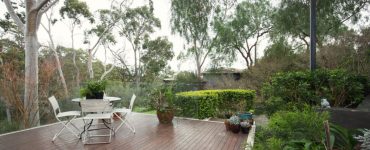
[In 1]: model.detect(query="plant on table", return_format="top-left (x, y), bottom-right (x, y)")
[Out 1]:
top-left (80, 80), bottom-right (107, 99)
top-left (151, 85), bottom-right (175, 124)
top-left (228, 115), bottom-right (240, 133)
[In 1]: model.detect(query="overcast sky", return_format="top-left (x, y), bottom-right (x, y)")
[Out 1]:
top-left (1, 0), bottom-right (369, 73)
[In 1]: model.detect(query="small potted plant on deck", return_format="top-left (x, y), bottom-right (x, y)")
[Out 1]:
top-left (228, 115), bottom-right (240, 133)
top-left (240, 121), bottom-right (251, 134)
top-left (80, 80), bottom-right (107, 99)
top-left (151, 85), bottom-right (175, 124)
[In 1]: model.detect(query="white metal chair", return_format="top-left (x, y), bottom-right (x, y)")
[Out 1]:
top-left (112, 94), bottom-right (136, 133)
top-left (48, 96), bottom-right (81, 142)
top-left (80, 99), bottom-right (114, 144)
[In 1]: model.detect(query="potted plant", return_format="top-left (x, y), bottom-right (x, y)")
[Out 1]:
top-left (224, 111), bottom-right (233, 119)
top-left (228, 115), bottom-right (240, 133)
top-left (80, 80), bottom-right (107, 99)
top-left (224, 119), bottom-right (231, 131)
top-left (240, 121), bottom-right (251, 134)
top-left (152, 85), bottom-right (175, 124)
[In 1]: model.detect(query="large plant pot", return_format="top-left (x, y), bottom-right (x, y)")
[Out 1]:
top-left (224, 120), bottom-right (231, 131)
top-left (86, 92), bottom-right (104, 99)
top-left (241, 125), bottom-right (251, 134)
top-left (157, 109), bottom-right (174, 124)
top-left (229, 124), bottom-right (240, 133)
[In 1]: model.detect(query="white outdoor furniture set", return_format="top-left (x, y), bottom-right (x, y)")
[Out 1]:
top-left (48, 94), bottom-right (136, 144)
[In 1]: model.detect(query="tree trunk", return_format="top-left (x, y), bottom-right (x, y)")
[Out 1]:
top-left (24, 34), bottom-right (40, 127)
top-left (88, 49), bottom-right (94, 79)
top-left (6, 107), bottom-right (11, 123)
top-left (71, 26), bottom-right (80, 86)
top-left (134, 49), bottom-right (139, 87)
top-left (42, 16), bottom-right (69, 96)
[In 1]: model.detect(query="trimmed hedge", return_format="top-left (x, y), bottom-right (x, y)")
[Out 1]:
top-left (175, 89), bottom-right (255, 119)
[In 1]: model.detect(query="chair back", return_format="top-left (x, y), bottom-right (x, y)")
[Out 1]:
top-left (80, 100), bottom-right (112, 113)
top-left (129, 94), bottom-right (136, 110)
top-left (48, 96), bottom-right (60, 116)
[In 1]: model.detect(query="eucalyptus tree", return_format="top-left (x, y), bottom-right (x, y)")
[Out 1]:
top-left (141, 37), bottom-right (174, 81)
top-left (4, 0), bottom-right (59, 127)
top-left (213, 0), bottom-right (271, 68)
top-left (272, 0), bottom-right (370, 50)
top-left (40, 7), bottom-right (68, 96)
top-left (84, 0), bottom-right (128, 79)
top-left (171, 0), bottom-right (213, 79)
top-left (113, 5), bottom-right (161, 85)
top-left (59, 0), bottom-right (94, 86)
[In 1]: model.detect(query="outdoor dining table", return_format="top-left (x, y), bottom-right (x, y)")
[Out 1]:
top-left (71, 96), bottom-right (122, 102)
top-left (71, 96), bottom-right (122, 140)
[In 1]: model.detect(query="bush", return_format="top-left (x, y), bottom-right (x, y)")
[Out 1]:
top-left (254, 107), bottom-right (329, 150)
top-left (175, 89), bottom-right (255, 119)
top-left (262, 69), bottom-right (366, 114)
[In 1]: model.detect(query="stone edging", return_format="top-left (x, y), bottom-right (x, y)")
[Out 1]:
top-left (245, 122), bottom-right (256, 150)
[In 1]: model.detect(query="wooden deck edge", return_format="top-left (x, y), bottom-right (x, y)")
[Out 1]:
top-left (0, 122), bottom-right (61, 137)
top-left (245, 122), bottom-right (256, 150)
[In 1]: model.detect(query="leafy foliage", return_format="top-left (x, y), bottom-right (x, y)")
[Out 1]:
top-left (59, 0), bottom-right (94, 24)
top-left (175, 89), bottom-right (255, 119)
top-left (262, 69), bottom-right (367, 115)
top-left (254, 108), bottom-right (329, 150)
top-left (141, 37), bottom-right (174, 81)
top-left (80, 80), bottom-right (107, 98)
top-left (213, 0), bottom-right (271, 67)
top-left (149, 85), bottom-right (175, 111)
top-left (272, 0), bottom-right (369, 45)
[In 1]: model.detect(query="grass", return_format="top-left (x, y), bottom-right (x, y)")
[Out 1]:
top-left (133, 107), bottom-right (156, 115)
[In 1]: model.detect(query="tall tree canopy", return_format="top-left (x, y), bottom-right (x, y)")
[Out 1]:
top-left (171, 0), bottom-right (213, 79)
top-left (213, 0), bottom-right (271, 68)
top-left (272, 0), bottom-right (370, 48)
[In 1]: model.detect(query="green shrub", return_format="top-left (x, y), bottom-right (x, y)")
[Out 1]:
top-left (175, 89), bottom-right (255, 119)
top-left (262, 69), bottom-right (366, 114)
top-left (254, 107), bottom-right (329, 150)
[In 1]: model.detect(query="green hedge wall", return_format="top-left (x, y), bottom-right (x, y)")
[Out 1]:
top-left (175, 89), bottom-right (255, 119)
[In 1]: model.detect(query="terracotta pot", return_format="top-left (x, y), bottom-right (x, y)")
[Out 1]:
top-left (224, 120), bottom-right (231, 131)
top-left (241, 125), bottom-right (251, 134)
top-left (157, 109), bottom-right (174, 124)
top-left (229, 124), bottom-right (240, 133)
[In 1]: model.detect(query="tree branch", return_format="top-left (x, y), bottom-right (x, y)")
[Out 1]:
top-left (34, 0), bottom-right (51, 12)
top-left (4, 0), bottom-right (25, 32)
top-left (40, 0), bottom-right (59, 14)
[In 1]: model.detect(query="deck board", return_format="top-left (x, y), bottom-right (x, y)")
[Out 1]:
top-left (0, 113), bottom-right (247, 150)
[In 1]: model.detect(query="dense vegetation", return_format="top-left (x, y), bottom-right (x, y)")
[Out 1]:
top-left (175, 89), bottom-right (255, 119)
top-left (262, 69), bottom-right (368, 115)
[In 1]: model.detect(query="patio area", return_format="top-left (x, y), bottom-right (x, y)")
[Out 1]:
top-left (0, 113), bottom-right (247, 150)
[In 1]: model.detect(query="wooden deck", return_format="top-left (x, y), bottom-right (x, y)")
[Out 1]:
top-left (0, 113), bottom-right (247, 150)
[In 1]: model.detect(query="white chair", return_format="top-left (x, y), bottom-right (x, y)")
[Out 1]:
top-left (80, 99), bottom-right (114, 144)
top-left (112, 94), bottom-right (136, 133)
top-left (48, 96), bottom-right (81, 142)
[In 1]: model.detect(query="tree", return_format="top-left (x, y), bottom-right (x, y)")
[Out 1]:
top-left (171, 0), bottom-right (212, 79)
top-left (272, 0), bottom-right (370, 50)
top-left (40, 7), bottom-right (68, 96)
top-left (4, 0), bottom-right (59, 127)
top-left (141, 37), bottom-right (174, 81)
top-left (59, 0), bottom-right (94, 86)
top-left (110, 5), bottom-right (161, 85)
top-left (213, 0), bottom-right (271, 68)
